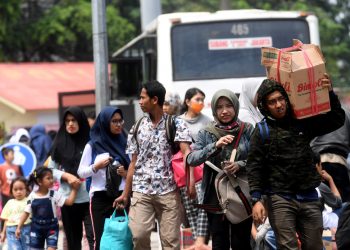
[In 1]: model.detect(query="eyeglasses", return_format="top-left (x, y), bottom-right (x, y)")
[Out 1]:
top-left (111, 119), bottom-right (124, 126)
top-left (266, 96), bottom-right (286, 106)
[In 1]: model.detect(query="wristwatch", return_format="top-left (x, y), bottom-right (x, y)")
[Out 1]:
top-left (251, 196), bottom-right (263, 206)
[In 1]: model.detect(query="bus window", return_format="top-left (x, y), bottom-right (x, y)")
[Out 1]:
top-left (171, 19), bottom-right (310, 81)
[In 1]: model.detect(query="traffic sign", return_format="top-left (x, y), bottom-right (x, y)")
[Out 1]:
top-left (0, 142), bottom-right (37, 178)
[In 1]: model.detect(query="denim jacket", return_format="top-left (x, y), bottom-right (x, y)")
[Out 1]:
top-left (186, 122), bottom-right (254, 209)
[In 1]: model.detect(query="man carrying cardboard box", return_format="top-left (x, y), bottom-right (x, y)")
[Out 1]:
top-left (246, 75), bottom-right (344, 250)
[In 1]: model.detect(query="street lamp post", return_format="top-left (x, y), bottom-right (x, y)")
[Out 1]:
top-left (91, 0), bottom-right (109, 113)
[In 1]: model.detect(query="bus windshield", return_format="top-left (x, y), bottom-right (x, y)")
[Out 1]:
top-left (171, 19), bottom-right (310, 81)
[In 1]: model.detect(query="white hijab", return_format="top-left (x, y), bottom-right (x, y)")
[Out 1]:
top-left (238, 78), bottom-right (264, 127)
top-left (9, 128), bottom-right (31, 145)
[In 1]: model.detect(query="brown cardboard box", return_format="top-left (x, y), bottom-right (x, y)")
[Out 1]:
top-left (322, 229), bottom-right (337, 250)
top-left (261, 39), bottom-right (330, 119)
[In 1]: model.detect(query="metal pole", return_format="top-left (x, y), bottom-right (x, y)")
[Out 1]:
top-left (92, 0), bottom-right (109, 113)
top-left (220, 0), bottom-right (230, 10)
top-left (140, 0), bottom-right (161, 32)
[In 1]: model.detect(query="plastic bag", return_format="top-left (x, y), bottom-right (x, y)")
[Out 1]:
top-left (100, 209), bottom-right (133, 250)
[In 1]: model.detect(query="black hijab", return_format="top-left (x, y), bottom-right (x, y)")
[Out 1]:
top-left (50, 106), bottom-right (90, 176)
top-left (89, 106), bottom-right (130, 168)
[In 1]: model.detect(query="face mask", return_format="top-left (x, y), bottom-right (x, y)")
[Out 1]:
top-left (190, 102), bottom-right (204, 113)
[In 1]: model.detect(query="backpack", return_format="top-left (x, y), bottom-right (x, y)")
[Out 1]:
top-left (257, 119), bottom-right (270, 144)
top-left (133, 115), bottom-right (180, 154)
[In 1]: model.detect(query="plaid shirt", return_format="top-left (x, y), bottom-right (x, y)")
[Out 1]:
top-left (127, 114), bottom-right (192, 195)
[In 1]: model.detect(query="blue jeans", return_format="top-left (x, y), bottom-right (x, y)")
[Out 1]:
top-left (7, 224), bottom-right (30, 250)
top-left (30, 221), bottom-right (59, 249)
top-left (265, 229), bottom-right (277, 250)
top-left (267, 194), bottom-right (323, 250)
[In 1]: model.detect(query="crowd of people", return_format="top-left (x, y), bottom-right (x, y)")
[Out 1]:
top-left (0, 76), bottom-right (349, 250)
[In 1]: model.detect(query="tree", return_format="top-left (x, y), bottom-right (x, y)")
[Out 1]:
top-left (0, 0), bottom-right (22, 61)
top-left (0, 0), bottom-right (136, 61)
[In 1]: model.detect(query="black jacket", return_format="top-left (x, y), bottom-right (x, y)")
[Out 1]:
top-left (311, 107), bottom-right (350, 158)
top-left (247, 80), bottom-right (345, 195)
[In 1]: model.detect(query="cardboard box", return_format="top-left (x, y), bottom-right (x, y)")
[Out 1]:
top-left (261, 39), bottom-right (330, 119)
top-left (322, 229), bottom-right (337, 250)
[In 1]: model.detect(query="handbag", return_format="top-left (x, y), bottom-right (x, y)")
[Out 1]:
top-left (206, 159), bottom-right (252, 224)
top-left (172, 150), bottom-right (203, 188)
top-left (205, 123), bottom-right (252, 224)
top-left (105, 160), bottom-right (122, 198)
top-left (100, 209), bottom-right (133, 250)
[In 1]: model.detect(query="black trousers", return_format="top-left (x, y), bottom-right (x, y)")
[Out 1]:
top-left (207, 212), bottom-right (252, 250)
top-left (90, 191), bottom-right (126, 250)
top-left (61, 202), bottom-right (94, 250)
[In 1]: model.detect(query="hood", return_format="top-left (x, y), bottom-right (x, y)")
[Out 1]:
top-left (257, 79), bottom-right (291, 118)
top-left (29, 124), bottom-right (46, 139)
top-left (211, 89), bottom-right (239, 123)
top-left (9, 128), bottom-right (30, 144)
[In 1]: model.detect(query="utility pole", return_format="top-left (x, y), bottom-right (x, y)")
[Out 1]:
top-left (140, 0), bottom-right (161, 32)
top-left (92, 0), bottom-right (109, 113)
top-left (220, 0), bottom-right (230, 10)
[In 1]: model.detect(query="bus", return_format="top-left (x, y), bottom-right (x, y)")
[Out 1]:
top-left (110, 9), bottom-right (320, 119)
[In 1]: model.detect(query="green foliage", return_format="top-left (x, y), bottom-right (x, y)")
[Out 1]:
top-left (0, 0), bottom-right (349, 87)
top-left (0, 0), bottom-right (136, 61)
top-left (106, 5), bottom-right (136, 54)
top-left (0, 0), bottom-right (22, 61)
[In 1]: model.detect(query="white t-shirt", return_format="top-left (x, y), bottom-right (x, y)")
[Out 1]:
top-left (77, 143), bottom-right (126, 196)
top-left (25, 190), bottom-right (66, 218)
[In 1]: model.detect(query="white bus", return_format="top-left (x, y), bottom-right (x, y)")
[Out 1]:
top-left (110, 9), bottom-right (320, 120)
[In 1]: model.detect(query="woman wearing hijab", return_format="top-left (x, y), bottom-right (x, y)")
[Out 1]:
top-left (186, 89), bottom-right (254, 250)
top-left (49, 106), bottom-right (93, 250)
top-left (78, 106), bottom-right (130, 250)
top-left (29, 124), bottom-right (52, 166)
top-left (163, 91), bottom-right (182, 115)
top-left (9, 128), bottom-right (31, 145)
top-left (238, 78), bottom-right (264, 127)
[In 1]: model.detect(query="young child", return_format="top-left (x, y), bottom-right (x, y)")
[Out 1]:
top-left (314, 152), bottom-right (343, 231)
top-left (15, 167), bottom-right (79, 250)
top-left (0, 147), bottom-right (23, 207)
top-left (0, 177), bottom-right (31, 249)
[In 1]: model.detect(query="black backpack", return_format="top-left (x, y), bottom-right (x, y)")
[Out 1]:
top-left (133, 115), bottom-right (180, 154)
